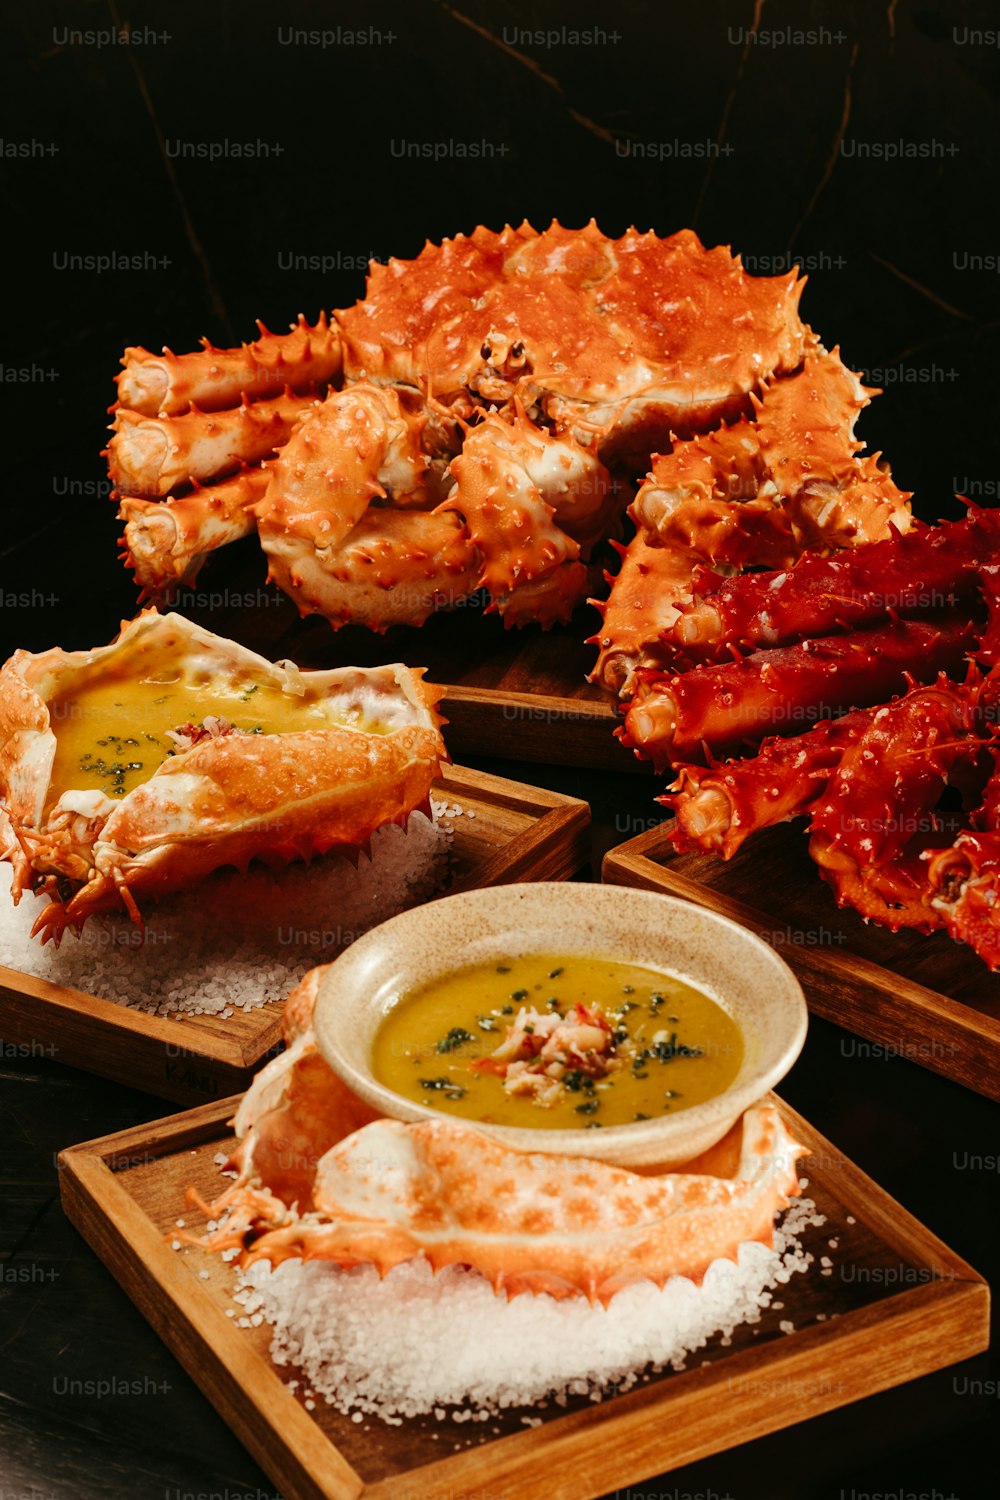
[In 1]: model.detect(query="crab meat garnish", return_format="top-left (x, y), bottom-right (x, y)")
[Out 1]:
top-left (0, 613), bottom-right (444, 941)
top-left (188, 966), bottom-right (805, 1303)
top-left (470, 1001), bottom-right (620, 1104)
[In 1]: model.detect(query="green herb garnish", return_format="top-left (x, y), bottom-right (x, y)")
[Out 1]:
top-left (435, 1027), bottom-right (474, 1054)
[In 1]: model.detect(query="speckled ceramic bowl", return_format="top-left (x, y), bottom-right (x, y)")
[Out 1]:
top-left (312, 882), bottom-right (807, 1170)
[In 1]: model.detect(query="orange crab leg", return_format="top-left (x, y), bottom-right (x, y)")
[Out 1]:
top-left (116, 315), bottom-right (341, 417)
top-left (108, 392), bottom-right (314, 498)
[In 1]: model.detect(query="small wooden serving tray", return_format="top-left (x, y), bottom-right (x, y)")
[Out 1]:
top-left (0, 765), bottom-right (589, 1106)
top-left (57, 1094), bottom-right (988, 1500)
top-left (603, 819), bottom-right (1000, 1102)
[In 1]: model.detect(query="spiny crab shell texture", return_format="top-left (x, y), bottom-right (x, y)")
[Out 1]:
top-left (190, 969), bottom-right (806, 1304)
top-left (110, 222), bottom-right (808, 630)
top-left (336, 221), bottom-right (807, 452)
top-left (0, 613), bottom-right (444, 941)
top-left (590, 346), bottom-right (914, 698)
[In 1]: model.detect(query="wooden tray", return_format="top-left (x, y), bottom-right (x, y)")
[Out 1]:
top-left (57, 1094), bottom-right (988, 1500)
top-left (0, 765), bottom-right (589, 1106)
top-left (177, 548), bottom-right (638, 771)
top-left (603, 819), bottom-right (1000, 1102)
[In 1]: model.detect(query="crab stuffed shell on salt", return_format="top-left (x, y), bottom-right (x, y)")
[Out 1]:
top-left (0, 612), bottom-right (444, 941)
top-left (190, 968), bottom-right (806, 1304)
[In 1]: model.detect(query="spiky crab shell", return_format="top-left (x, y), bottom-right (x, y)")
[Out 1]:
top-left (336, 221), bottom-right (807, 452)
top-left (116, 314), bottom-right (342, 417)
top-left (199, 1102), bottom-right (805, 1304)
top-left (0, 611), bottom-right (445, 939)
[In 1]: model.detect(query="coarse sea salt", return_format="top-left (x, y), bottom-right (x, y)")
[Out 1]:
top-left (232, 1195), bottom-right (827, 1423)
top-left (0, 806), bottom-right (452, 1017)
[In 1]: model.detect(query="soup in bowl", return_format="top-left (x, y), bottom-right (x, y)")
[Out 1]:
top-left (311, 882), bottom-right (807, 1170)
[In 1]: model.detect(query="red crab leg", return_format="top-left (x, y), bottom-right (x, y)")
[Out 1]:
top-left (622, 616), bottom-right (979, 769)
top-left (668, 510), bottom-right (1000, 664)
top-left (116, 315), bottom-right (342, 417)
top-left (808, 677), bottom-right (984, 869)
top-left (663, 709), bottom-right (874, 858)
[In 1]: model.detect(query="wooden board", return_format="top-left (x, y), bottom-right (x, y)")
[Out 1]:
top-left (177, 544), bottom-right (640, 770)
top-left (57, 1094), bottom-right (988, 1500)
top-left (0, 765), bottom-right (589, 1106)
top-left (603, 819), bottom-right (1000, 1102)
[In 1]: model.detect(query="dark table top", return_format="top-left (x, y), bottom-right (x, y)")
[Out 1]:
top-left (1, 1), bottom-right (998, 1495)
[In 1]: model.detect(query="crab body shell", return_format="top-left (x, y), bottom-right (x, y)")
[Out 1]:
top-left (0, 613), bottom-right (444, 940)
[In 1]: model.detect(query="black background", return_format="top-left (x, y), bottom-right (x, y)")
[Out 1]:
top-left (1, 2), bottom-right (998, 1497)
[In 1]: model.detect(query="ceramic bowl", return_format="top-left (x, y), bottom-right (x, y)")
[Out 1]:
top-left (311, 882), bottom-right (807, 1170)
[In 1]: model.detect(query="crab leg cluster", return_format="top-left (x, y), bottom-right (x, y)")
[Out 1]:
top-left (109, 222), bottom-right (816, 630)
top-left (589, 346), bottom-right (913, 696)
top-left (648, 509), bottom-right (1000, 967)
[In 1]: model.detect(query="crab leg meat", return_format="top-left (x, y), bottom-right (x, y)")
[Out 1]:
top-left (622, 616), bottom-right (979, 769)
top-left (116, 315), bottom-right (342, 417)
top-left (928, 831), bottom-right (1000, 968)
top-left (108, 392), bottom-right (315, 498)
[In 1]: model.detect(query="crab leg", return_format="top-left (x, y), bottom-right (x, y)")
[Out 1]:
top-left (665, 709), bottom-right (874, 858)
top-left (630, 421), bottom-right (767, 538)
top-left (802, 678), bottom-right (988, 935)
top-left (589, 496), bottom-right (802, 698)
top-left (622, 616), bottom-right (979, 769)
top-left (119, 467), bottom-right (270, 592)
top-left (588, 536), bottom-right (697, 696)
top-left (669, 512), bottom-right (999, 664)
top-left (256, 384), bottom-right (436, 552)
top-left (262, 506), bottom-right (479, 631)
top-left (439, 408), bottom-right (612, 597)
top-left (116, 315), bottom-right (341, 417)
top-left (493, 559), bottom-right (598, 630)
top-left (108, 392), bottom-right (314, 498)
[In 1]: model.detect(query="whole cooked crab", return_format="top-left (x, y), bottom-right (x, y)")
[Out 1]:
top-left (109, 222), bottom-right (811, 630)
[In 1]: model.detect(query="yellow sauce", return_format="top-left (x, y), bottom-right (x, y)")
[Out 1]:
top-left (45, 643), bottom-right (383, 806)
top-left (372, 953), bottom-right (744, 1130)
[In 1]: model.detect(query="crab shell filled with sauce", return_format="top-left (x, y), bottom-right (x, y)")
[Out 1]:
top-left (0, 611), bottom-right (445, 941)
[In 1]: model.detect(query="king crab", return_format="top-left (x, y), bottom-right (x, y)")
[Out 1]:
top-left (109, 222), bottom-right (814, 630)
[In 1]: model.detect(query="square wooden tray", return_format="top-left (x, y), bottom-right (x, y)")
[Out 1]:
top-left (603, 819), bottom-right (1000, 1102)
top-left (0, 765), bottom-right (589, 1106)
top-left (57, 1094), bottom-right (988, 1500)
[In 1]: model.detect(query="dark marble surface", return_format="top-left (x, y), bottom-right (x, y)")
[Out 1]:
top-left (1, 1), bottom-right (998, 1495)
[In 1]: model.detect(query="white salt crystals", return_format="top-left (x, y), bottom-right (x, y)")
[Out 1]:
top-left (0, 807), bottom-right (451, 1016)
top-left (232, 1196), bottom-right (826, 1424)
